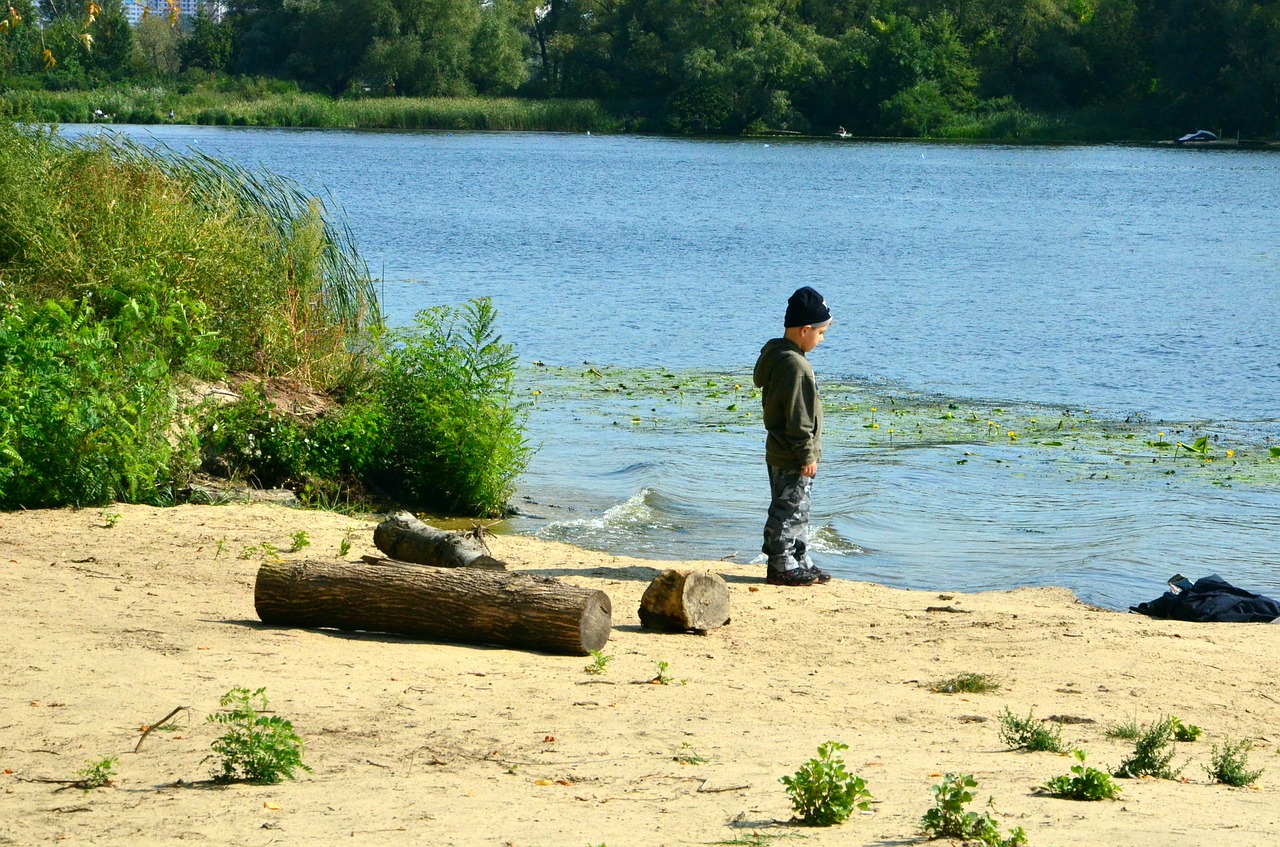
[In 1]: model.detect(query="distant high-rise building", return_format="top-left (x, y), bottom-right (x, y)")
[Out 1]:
top-left (124, 0), bottom-right (214, 26)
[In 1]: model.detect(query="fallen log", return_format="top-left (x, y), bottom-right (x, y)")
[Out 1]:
top-left (255, 557), bottom-right (611, 655)
top-left (638, 569), bottom-right (731, 633)
top-left (373, 510), bottom-right (504, 570)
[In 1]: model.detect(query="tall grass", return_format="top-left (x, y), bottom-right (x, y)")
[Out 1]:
top-left (0, 118), bottom-right (381, 507)
top-left (2, 87), bottom-right (621, 132)
top-left (0, 121), bottom-right (379, 381)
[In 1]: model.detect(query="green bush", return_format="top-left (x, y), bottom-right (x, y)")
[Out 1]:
top-left (780, 741), bottom-right (873, 826)
top-left (920, 773), bottom-right (1026, 846)
top-left (0, 298), bottom-right (204, 508)
top-left (0, 117), bottom-right (383, 510)
top-left (1206, 738), bottom-right (1263, 787)
top-left (197, 384), bottom-right (308, 487)
top-left (1114, 715), bottom-right (1184, 780)
top-left (377, 299), bottom-right (530, 516)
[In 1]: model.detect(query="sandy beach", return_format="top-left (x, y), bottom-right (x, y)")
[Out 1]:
top-left (3, 502), bottom-right (1278, 846)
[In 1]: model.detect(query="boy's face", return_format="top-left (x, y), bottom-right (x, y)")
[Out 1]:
top-left (797, 322), bottom-right (830, 352)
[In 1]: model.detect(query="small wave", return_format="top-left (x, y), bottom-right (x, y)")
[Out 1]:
top-left (535, 488), bottom-right (715, 549)
top-left (811, 523), bottom-right (870, 555)
top-left (603, 461), bottom-right (660, 477)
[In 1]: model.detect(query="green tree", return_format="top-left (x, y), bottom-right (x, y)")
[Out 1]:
top-left (84, 0), bottom-right (137, 82)
top-left (0, 0), bottom-right (42, 84)
top-left (470, 0), bottom-right (530, 94)
top-left (133, 13), bottom-right (182, 77)
top-left (180, 8), bottom-right (235, 74)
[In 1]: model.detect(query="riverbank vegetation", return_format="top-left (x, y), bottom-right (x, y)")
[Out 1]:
top-left (0, 118), bottom-right (529, 514)
top-left (3, 0), bottom-right (1279, 140)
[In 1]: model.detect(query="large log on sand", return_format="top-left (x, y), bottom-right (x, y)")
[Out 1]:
top-left (373, 511), bottom-right (505, 570)
top-left (638, 569), bottom-right (731, 633)
top-left (255, 557), bottom-right (612, 655)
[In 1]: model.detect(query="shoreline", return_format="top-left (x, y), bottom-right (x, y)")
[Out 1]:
top-left (3, 502), bottom-right (1278, 846)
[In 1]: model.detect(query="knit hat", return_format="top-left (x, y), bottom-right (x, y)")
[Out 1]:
top-left (784, 286), bottom-right (832, 328)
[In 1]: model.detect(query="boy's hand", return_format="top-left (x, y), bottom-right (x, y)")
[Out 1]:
top-left (801, 462), bottom-right (817, 478)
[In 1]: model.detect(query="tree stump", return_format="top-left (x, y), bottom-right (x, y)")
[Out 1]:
top-left (255, 557), bottom-right (611, 655)
top-left (638, 569), bottom-right (731, 633)
top-left (373, 510), bottom-right (505, 570)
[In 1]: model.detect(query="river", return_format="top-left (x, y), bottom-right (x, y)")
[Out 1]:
top-left (59, 124), bottom-right (1280, 609)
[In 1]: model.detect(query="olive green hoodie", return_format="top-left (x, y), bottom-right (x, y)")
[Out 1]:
top-left (753, 337), bottom-right (822, 469)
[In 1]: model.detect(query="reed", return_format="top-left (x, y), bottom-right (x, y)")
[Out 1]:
top-left (2, 87), bottom-right (621, 133)
top-left (1, 121), bottom-right (379, 382)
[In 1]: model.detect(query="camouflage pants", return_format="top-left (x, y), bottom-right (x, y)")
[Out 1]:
top-left (762, 465), bottom-right (813, 572)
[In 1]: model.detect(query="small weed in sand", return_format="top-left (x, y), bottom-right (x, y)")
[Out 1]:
top-left (73, 756), bottom-right (118, 789)
top-left (1043, 750), bottom-right (1122, 800)
top-left (584, 650), bottom-right (613, 675)
top-left (1105, 716), bottom-right (1141, 740)
top-left (206, 687), bottom-right (310, 784)
top-left (920, 773), bottom-right (1026, 846)
top-left (674, 742), bottom-right (707, 765)
top-left (710, 834), bottom-right (807, 845)
top-left (1171, 716), bottom-right (1202, 742)
top-left (289, 530), bottom-right (310, 552)
top-left (650, 660), bottom-right (683, 685)
top-left (931, 673), bottom-right (1001, 694)
top-left (237, 542), bottom-right (282, 562)
top-left (1114, 716), bottom-right (1184, 780)
top-left (780, 741), bottom-right (872, 826)
top-left (1206, 737), bottom-right (1263, 787)
top-left (998, 707), bottom-right (1066, 753)
top-left (338, 527), bottom-right (357, 557)
top-left (98, 508), bottom-right (121, 528)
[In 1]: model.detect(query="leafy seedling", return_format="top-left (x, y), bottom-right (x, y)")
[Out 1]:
top-left (289, 530), bottom-right (310, 552)
top-left (73, 756), bottom-right (118, 790)
top-left (673, 743), bottom-right (708, 765)
top-left (584, 649), bottom-right (613, 675)
top-left (1043, 750), bottom-right (1122, 800)
top-left (206, 687), bottom-right (310, 784)
top-left (1170, 716), bottom-right (1202, 742)
top-left (780, 740), bottom-right (872, 826)
top-left (998, 707), bottom-right (1066, 753)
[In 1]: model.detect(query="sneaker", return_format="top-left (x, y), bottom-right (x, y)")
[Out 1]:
top-left (805, 565), bottom-right (832, 584)
top-left (767, 568), bottom-right (817, 587)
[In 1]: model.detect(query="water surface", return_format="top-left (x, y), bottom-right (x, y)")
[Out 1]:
top-left (60, 125), bottom-right (1280, 608)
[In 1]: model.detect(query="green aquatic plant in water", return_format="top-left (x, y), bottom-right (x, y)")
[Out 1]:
top-left (516, 364), bottom-right (1280, 490)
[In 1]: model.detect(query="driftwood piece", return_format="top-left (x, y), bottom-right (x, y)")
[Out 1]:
top-left (255, 557), bottom-right (611, 655)
top-left (373, 510), bottom-right (505, 570)
top-left (638, 569), bottom-right (731, 633)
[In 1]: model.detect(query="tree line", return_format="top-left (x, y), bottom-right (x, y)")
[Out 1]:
top-left (3, 0), bottom-right (1279, 137)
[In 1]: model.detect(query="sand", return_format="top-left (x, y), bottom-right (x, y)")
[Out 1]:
top-left (3, 503), bottom-right (1278, 846)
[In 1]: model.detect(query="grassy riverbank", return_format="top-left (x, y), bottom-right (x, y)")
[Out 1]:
top-left (0, 84), bottom-right (1188, 142)
top-left (0, 118), bottom-right (529, 514)
top-left (2, 86), bottom-right (623, 133)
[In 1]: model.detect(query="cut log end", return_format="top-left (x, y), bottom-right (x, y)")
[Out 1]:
top-left (578, 591), bottom-right (613, 653)
top-left (638, 569), bottom-right (731, 633)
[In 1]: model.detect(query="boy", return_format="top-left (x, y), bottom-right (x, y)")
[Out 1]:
top-left (753, 286), bottom-right (833, 586)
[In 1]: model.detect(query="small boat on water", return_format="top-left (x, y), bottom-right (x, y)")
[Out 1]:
top-left (1176, 129), bottom-right (1218, 143)
top-left (834, 126), bottom-right (852, 139)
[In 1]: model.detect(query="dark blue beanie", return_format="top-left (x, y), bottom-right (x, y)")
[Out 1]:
top-left (784, 286), bottom-right (832, 328)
